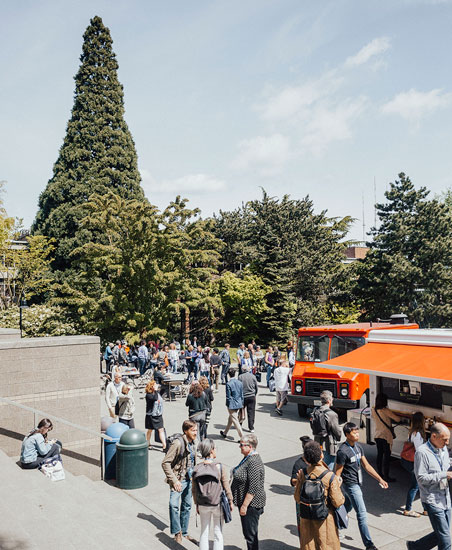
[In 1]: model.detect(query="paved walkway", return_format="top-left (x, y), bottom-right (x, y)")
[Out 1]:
top-left (103, 374), bottom-right (435, 550)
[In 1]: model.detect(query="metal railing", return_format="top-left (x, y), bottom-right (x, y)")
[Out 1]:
top-left (0, 396), bottom-right (113, 441)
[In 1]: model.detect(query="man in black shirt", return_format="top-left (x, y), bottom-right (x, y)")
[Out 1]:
top-left (335, 422), bottom-right (388, 550)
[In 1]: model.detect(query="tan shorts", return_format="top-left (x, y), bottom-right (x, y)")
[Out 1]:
top-left (276, 390), bottom-right (288, 404)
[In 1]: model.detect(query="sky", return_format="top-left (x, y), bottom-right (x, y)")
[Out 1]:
top-left (2, 0), bottom-right (452, 241)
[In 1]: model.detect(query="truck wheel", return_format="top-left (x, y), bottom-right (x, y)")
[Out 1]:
top-left (297, 404), bottom-right (307, 417)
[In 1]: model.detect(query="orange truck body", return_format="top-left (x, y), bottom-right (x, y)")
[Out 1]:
top-left (288, 322), bottom-right (418, 414)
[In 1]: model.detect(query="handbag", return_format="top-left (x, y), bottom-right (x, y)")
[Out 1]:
top-left (334, 504), bottom-right (349, 530)
top-left (401, 440), bottom-right (416, 462)
top-left (374, 409), bottom-right (397, 439)
top-left (220, 465), bottom-right (232, 523)
top-left (40, 455), bottom-right (65, 482)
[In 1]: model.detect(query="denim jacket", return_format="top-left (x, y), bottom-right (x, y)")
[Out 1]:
top-left (226, 378), bottom-right (244, 410)
top-left (21, 433), bottom-right (52, 463)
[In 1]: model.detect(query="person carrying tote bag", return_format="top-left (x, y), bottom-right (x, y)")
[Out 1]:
top-left (192, 439), bottom-right (233, 550)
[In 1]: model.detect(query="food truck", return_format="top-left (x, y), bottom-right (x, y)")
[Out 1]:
top-left (317, 328), bottom-right (452, 455)
top-left (288, 319), bottom-right (418, 418)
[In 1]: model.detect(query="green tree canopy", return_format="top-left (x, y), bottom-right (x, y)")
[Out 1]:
top-left (32, 16), bottom-right (143, 272)
top-left (357, 172), bottom-right (452, 326)
top-left (214, 190), bottom-right (353, 342)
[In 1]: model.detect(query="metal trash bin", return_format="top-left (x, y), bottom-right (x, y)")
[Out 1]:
top-left (116, 429), bottom-right (148, 489)
top-left (104, 422), bottom-right (129, 480)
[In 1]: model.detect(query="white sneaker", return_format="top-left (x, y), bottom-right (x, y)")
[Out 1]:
top-left (250, 430), bottom-right (255, 433)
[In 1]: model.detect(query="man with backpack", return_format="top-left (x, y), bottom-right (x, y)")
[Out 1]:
top-left (335, 422), bottom-right (388, 550)
top-left (310, 390), bottom-right (342, 469)
top-left (161, 420), bottom-right (198, 544)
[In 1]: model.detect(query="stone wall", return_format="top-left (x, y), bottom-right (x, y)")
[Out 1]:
top-left (0, 332), bottom-right (101, 479)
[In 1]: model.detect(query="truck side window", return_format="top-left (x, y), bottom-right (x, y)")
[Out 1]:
top-left (296, 335), bottom-right (329, 362)
top-left (330, 336), bottom-right (365, 359)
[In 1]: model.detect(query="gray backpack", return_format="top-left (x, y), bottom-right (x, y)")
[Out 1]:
top-left (192, 462), bottom-right (222, 506)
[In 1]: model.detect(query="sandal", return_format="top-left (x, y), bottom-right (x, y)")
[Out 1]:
top-left (403, 510), bottom-right (421, 518)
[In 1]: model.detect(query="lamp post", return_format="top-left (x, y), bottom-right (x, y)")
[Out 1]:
top-left (19, 293), bottom-right (28, 338)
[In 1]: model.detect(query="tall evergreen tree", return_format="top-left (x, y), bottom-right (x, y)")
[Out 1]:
top-left (357, 172), bottom-right (452, 326)
top-left (32, 16), bottom-right (144, 271)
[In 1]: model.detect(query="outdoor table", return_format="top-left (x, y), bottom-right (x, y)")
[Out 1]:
top-left (161, 374), bottom-right (186, 401)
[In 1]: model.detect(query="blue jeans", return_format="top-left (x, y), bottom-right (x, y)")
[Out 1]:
top-left (409, 504), bottom-right (451, 550)
top-left (221, 364), bottom-right (230, 383)
top-left (343, 483), bottom-right (373, 548)
top-left (323, 451), bottom-right (336, 471)
top-left (169, 479), bottom-right (192, 535)
top-left (266, 365), bottom-right (272, 387)
top-left (138, 357), bottom-right (146, 376)
top-left (401, 458), bottom-right (424, 512)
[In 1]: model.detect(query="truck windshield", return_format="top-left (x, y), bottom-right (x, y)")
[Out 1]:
top-left (296, 335), bottom-right (329, 362)
top-left (330, 335), bottom-right (365, 359)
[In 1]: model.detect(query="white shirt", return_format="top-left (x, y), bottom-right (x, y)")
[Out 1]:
top-left (274, 366), bottom-right (291, 392)
top-left (410, 431), bottom-right (424, 450)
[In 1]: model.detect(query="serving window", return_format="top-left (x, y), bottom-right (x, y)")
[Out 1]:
top-left (379, 377), bottom-right (452, 410)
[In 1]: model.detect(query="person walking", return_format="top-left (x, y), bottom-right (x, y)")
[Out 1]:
top-left (192, 439), bottom-right (233, 550)
top-left (290, 436), bottom-right (313, 538)
top-left (210, 348), bottom-right (222, 392)
top-left (401, 412), bottom-right (427, 517)
top-left (274, 359), bottom-right (291, 416)
top-left (186, 381), bottom-right (209, 441)
top-left (236, 343), bottom-right (246, 374)
top-left (199, 376), bottom-right (214, 440)
top-left (104, 342), bottom-right (114, 372)
top-left (295, 440), bottom-right (345, 550)
top-left (199, 348), bottom-right (211, 382)
top-left (145, 380), bottom-right (166, 451)
top-left (406, 422), bottom-right (452, 550)
top-left (220, 370), bottom-right (244, 441)
top-left (238, 365), bottom-right (258, 433)
top-left (105, 372), bottom-right (124, 420)
top-left (219, 344), bottom-right (231, 384)
top-left (264, 346), bottom-right (275, 388)
top-left (231, 434), bottom-right (266, 550)
top-left (335, 422), bottom-right (388, 550)
top-left (372, 392), bottom-right (401, 482)
top-left (310, 390), bottom-right (342, 470)
top-left (162, 420), bottom-right (198, 544)
top-left (137, 339), bottom-right (149, 376)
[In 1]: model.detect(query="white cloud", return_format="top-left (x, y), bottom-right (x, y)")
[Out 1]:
top-left (258, 71), bottom-right (342, 122)
top-left (301, 98), bottom-right (367, 154)
top-left (140, 169), bottom-right (226, 194)
top-left (345, 37), bottom-right (391, 67)
top-left (231, 134), bottom-right (291, 175)
top-left (381, 88), bottom-right (452, 121)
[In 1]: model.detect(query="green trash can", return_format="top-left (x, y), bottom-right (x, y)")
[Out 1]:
top-left (116, 429), bottom-right (148, 489)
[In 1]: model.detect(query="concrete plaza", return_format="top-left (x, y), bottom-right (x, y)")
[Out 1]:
top-left (103, 375), bottom-right (436, 550)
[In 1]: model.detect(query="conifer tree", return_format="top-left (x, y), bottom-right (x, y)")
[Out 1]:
top-left (32, 16), bottom-right (144, 271)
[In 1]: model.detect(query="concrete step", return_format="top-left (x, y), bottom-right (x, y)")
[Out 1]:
top-left (0, 450), bottom-right (160, 550)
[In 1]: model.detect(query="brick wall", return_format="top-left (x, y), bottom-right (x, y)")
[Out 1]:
top-left (0, 333), bottom-right (101, 479)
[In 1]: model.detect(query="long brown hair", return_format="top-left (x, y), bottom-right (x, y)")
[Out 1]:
top-left (189, 382), bottom-right (203, 398)
top-left (199, 376), bottom-right (210, 391)
top-left (409, 411), bottom-right (426, 440)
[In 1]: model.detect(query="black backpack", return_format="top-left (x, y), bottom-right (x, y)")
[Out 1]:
top-left (298, 469), bottom-right (334, 521)
top-left (192, 462), bottom-right (223, 506)
top-left (165, 434), bottom-right (186, 462)
top-left (310, 407), bottom-right (328, 438)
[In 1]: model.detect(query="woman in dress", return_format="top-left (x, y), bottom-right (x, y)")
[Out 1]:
top-left (192, 439), bottom-right (233, 550)
top-left (145, 380), bottom-right (166, 451)
top-left (401, 411), bottom-right (427, 517)
top-left (231, 434), bottom-right (266, 550)
top-left (372, 392), bottom-right (401, 482)
top-left (295, 440), bottom-right (344, 550)
top-left (20, 418), bottom-right (62, 469)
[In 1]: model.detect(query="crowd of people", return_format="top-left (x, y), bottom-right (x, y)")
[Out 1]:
top-left (99, 339), bottom-right (452, 549)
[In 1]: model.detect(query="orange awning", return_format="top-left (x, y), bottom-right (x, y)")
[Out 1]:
top-left (319, 342), bottom-right (452, 387)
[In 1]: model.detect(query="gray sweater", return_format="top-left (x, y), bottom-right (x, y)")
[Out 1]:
top-left (238, 372), bottom-right (258, 399)
top-left (415, 441), bottom-right (451, 510)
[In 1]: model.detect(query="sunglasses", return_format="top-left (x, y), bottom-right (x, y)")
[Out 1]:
top-left (238, 442), bottom-right (250, 447)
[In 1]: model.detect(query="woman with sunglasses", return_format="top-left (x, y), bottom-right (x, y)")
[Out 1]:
top-left (20, 418), bottom-right (62, 469)
top-left (231, 434), bottom-right (266, 550)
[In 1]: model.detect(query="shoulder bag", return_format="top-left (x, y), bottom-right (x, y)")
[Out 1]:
top-left (220, 464), bottom-right (232, 523)
top-left (375, 409), bottom-right (397, 439)
top-left (401, 440), bottom-right (416, 462)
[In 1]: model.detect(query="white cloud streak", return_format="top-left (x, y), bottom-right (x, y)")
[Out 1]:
top-left (232, 134), bottom-right (291, 176)
top-left (345, 37), bottom-right (391, 67)
top-left (381, 88), bottom-right (452, 121)
top-left (140, 169), bottom-right (226, 194)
